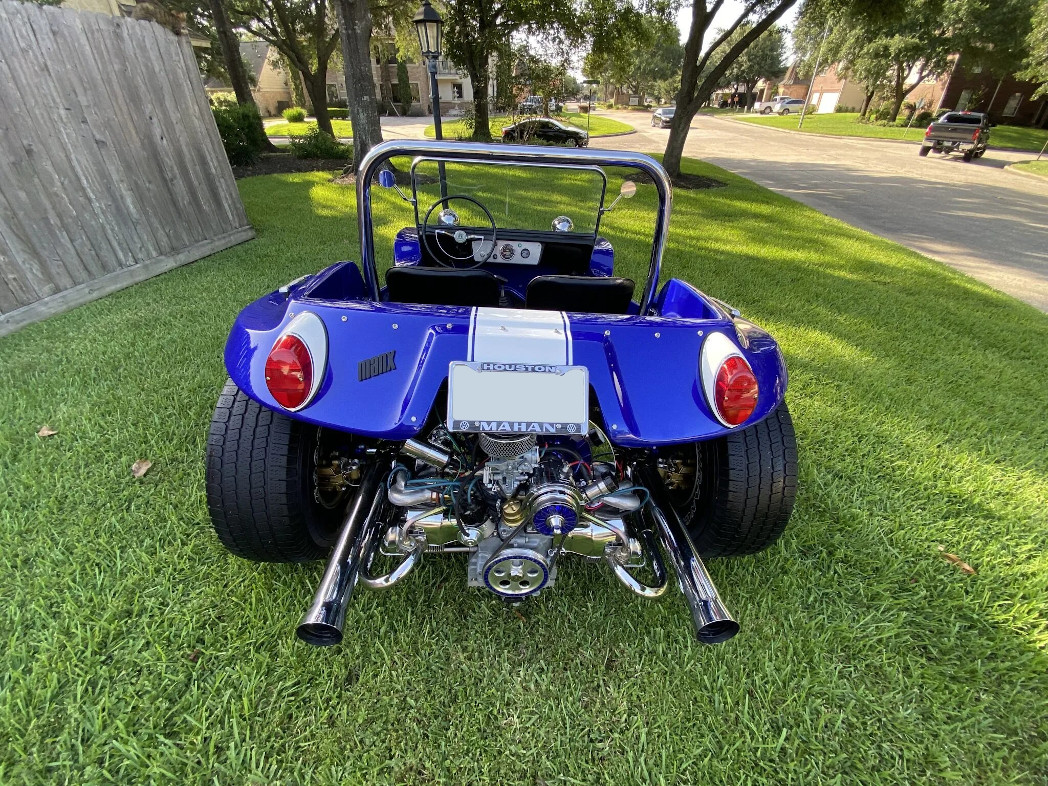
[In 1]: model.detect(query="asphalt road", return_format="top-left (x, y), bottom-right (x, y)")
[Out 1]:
top-left (593, 111), bottom-right (1048, 313)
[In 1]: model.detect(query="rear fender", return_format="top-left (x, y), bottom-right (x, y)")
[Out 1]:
top-left (225, 268), bottom-right (787, 445)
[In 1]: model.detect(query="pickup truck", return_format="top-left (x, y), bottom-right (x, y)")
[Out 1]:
top-left (919, 111), bottom-right (991, 161)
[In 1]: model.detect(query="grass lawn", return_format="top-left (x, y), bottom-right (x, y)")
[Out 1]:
top-left (2, 159), bottom-right (1047, 784)
top-left (738, 112), bottom-right (1048, 151)
top-left (424, 112), bottom-right (633, 139)
top-left (1011, 159), bottom-right (1048, 177)
top-left (265, 120), bottom-right (353, 138)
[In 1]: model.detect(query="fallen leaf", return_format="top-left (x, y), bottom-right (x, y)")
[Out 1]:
top-left (37, 425), bottom-right (58, 438)
top-left (131, 459), bottom-right (152, 478)
top-left (187, 649), bottom-right (201, 663)
top-left (937, 545), bottom-right (975, 575)
top-left (513, 608), bottom-right (527, 623)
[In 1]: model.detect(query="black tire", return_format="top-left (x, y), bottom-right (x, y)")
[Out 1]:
top-left (658, 403), bottom-right (798, 557)
top-left (205, 380), bottom-right (352, 562)
top-left (918, 145), bottom-right (931, 157)
top-left (962, 150), bottom-right (973, 162)
top-left (761, 107), bottom-right (772, 115)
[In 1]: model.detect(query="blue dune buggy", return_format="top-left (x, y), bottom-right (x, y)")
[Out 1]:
top-left (206, 141), bottom-right (797, 645)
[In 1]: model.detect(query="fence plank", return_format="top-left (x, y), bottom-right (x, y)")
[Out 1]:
top-left (0, 2), bottom-right (253, 332)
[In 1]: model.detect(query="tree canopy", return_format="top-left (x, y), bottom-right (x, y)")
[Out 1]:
top-left (584, 12), bottom-right (683, 100)
top-left (794, 0), bottom-right (1036, 121)
top-left (723, 23), bottom-right (787, 109)
top-left (1019, 0), bottom-right (1048, 98)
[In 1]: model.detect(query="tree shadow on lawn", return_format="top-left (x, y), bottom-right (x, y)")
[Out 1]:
top-left (2, 167), bottom-right (1047, 781)
top-left (230, 169), bottom-right (1048, 773)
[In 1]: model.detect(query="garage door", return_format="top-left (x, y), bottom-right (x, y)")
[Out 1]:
top-left (818, 91), bottom-right (839, 113)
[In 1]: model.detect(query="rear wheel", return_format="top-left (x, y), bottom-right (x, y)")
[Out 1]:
top-left (657, 403), bottom-right (798, 557)
top-left (205, 380), bottom-right (363, 562)
top-left (761, 107), bottom-right (772, 115)
top-left (962, 150), bottom-right (973, 162)
top-left (918, 145), bottom-right (931, 157)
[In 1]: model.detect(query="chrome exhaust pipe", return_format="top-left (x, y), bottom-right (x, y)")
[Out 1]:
top-left (296, 462), bottom-right (388, 646)
top-left (636, 463), bottom-right (739, 644)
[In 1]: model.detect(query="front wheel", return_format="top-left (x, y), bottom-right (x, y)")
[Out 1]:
top-left (205, 380), bottom-right (363, 562)
top-left (565, 138), bottom-right (578, 147)
top-left (762, 107), bottom-right (772, 115)
top-left (657, 404), bottom-right (798, 557)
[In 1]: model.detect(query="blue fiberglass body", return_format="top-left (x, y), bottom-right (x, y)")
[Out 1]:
top-left (223, 141), bottom-right (788, 448)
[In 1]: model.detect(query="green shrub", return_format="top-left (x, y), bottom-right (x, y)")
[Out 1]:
top-left (328, 107), bottom-right (349, 119)
top-left (289, 127), bottom-right (351, 160)
top-left (283, 106), bottom-right (307, 123)
top-left (605, 101), bottom-right (615, 109)
top-left (914, 110), bottom-right (934, 127)
top-left (208, 91), bottom-right (238, 111)
top-left (834, 104), bottom-right (856, 113)
top-left (874, 104), bottom-right (893, 122)
top-left (328, 98), bottom-right (348, 109)
top-left (211, 99), bottom-right (266, 166)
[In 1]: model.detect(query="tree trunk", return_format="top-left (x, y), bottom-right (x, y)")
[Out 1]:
top-left (378, 44), bottom-right (393, 114)
top-left (283, 56), bottom-right (307, 109)
top-left (662, 103), bottom-right (697, 178)
top-left (303, 71), bottom-right (334, 135)
top-left (333, 0), bottom-right (383, 168)
top-left (207, 0), bottom-right (276, 150)
top-left (859, 89), bottom-right (875, 119)
top-left (888, 65), bottom-right (905, 122)
top-left (467, 61), bottom-right (492, 141)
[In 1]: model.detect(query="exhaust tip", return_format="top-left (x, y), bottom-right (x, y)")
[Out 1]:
top-left (296, 622), bottom-right (344, 647)
top-left (697, 620), bottom-right (740, 644)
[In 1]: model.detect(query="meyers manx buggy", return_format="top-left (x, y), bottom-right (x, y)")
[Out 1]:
top-left (206, 141), bottom-right (798, 645)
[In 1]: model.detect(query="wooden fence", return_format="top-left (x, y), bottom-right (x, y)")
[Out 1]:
top-left (0, 1), bottom-right (254, 337)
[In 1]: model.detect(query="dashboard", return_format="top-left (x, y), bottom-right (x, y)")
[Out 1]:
top-left (472, 239), bottom-right (543, 265)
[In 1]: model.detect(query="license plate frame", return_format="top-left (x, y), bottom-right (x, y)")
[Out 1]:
top-left (447, 361), bottom-right (588, 435)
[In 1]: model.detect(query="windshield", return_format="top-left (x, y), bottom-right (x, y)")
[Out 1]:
top-left (409, 159), bottom-right (607, 235)
top-left (941, 113), bottom-right (983, 124)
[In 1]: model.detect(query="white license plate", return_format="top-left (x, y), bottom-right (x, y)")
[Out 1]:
top-left (447, 362), bottom-right (588, 434)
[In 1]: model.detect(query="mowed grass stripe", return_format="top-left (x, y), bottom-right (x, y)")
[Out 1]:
top-left (0, 159), bottom-right (1045, 784)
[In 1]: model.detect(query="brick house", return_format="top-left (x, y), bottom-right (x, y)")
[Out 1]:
top-left (907, 54), bottom-right (1048, 127)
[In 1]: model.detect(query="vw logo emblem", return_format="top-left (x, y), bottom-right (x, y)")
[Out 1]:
top-left (566, 423), bottom-right (577, 433)
top-left (459, 421), bottom-right (470, 430)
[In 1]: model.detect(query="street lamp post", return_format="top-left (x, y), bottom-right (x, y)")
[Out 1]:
top-left (413, 0), bottom-right (446, 198)
top-left (583, 78), bottom-right (599, 135)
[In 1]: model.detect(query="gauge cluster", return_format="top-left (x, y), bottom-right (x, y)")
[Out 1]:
top-left (472, 239), bottom-right (543, 264)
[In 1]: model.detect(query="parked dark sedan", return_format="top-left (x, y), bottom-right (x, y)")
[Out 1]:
top-left (501, 118), bottom-right (589, 147)
top-left (651, 106), bottom-right (675, 128)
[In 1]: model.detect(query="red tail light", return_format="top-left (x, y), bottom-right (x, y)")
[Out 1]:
top-left (265, 334), bottom-right (313, 409)
top-left (925, 125), bottom-right (934, 137)
top-left (714, 356), bottom-right (758, 426)
top-left (971, 130), bottom-right (980, 141)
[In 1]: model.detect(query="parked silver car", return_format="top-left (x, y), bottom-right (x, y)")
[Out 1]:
top-left (773, 98), bottom-right (807, 115)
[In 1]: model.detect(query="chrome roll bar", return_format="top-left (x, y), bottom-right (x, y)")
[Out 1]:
top-left (355, 140), bottom-right (673, 315)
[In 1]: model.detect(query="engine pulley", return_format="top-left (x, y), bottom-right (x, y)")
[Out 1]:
top-left (483, 548), bottom-right (550, 597)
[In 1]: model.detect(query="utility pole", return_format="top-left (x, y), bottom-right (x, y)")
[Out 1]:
top-left (798, 24), bottom-right (829, 130)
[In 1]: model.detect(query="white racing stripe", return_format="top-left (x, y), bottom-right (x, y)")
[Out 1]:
top-left (467, 307), bottom-right (572, 365)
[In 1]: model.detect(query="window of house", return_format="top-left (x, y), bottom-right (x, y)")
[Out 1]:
top-left (956, 89), bottom-right (971, 111)
top-left (452, 83), bottom-right (464, 99)
top-left (1002, 93), bottom-right (1022, 117)
top-left (327, 84), bottom-right (340, 103)
top-left (409, 83), bottom-right (421, 103)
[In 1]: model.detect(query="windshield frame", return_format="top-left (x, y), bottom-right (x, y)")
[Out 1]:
top-left (357, 140), bottom-right (673, 314)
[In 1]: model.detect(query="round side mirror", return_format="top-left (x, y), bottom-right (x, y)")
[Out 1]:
top-left (620, 181), bottom-right (637, 199)
top-left (378, 169), bottom-right (396, 188)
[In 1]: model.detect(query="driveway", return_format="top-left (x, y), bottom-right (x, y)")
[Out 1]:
top-left (592, 111), bottom-right (1048, 312)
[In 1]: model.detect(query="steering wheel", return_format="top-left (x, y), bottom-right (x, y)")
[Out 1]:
top-left (420, 194), bottom-right (497, 269)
